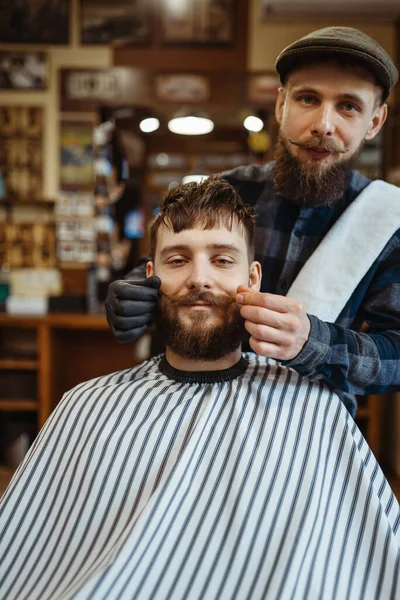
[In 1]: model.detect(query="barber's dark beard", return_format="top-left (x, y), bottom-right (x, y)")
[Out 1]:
top-left (156, 291), bottom-right (246, 361)
top-left (273, 133), bottom-right (361, 206)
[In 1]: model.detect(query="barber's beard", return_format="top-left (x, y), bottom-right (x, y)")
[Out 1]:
top-left (273, 133), bottom-right (361, 206)
top-left (156, 291), bottom-right (246, 361)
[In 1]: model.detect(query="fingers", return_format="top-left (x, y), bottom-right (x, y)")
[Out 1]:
top-left (248, 337), bottom-right (281, 359)
top-left (112, 279), bottom-right (160, 302)
top-left (109, 312), bottom-right (154, 332)
top-left (244, 321), bottom-right (293, 346)
top-left (240, 304), bottom-right (298, 332)
top-left (236, 290), bottom-right (303, 315)
top-left (115, 299), bottom-right (157, 318)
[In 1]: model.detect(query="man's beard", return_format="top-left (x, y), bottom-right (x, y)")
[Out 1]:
top-left (273, 133), bottom-right (361, 206)
top-left (156, 291), bottom-right (247, 361)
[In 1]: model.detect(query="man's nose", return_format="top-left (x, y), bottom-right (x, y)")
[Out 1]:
top-left (310, 104), bottom-right (335, 137)
top-left (186, 262), bottom-right (213, 291)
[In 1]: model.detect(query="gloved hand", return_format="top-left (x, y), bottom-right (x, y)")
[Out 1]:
top-left (105, 275), bottom-right (161, 343)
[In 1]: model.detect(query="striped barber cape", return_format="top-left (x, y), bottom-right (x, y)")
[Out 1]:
top-left (0, 354), bottom-right (399, 600)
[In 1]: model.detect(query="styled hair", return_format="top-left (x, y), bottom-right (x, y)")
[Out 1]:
top-left (149, 175), bottom-right (256, 261)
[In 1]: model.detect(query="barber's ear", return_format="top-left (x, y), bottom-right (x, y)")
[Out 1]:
top-left (275, 87), bottom-right (286, 124)
top-left (146, 261), bottom-right (154, 278)
top-left (249, 262), bottom-right (262, 292)
top-left (365, 103), bottom-right (388, 141)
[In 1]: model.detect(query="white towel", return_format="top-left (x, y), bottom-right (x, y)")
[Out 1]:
top-left (287, 180), bottom-right (400, 322)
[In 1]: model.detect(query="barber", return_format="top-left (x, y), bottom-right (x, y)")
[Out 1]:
top-left (105, 27), bottom-right (400, 416)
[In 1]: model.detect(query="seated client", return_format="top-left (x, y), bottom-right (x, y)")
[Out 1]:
top-left (0, 177), bottom-right (399, 600)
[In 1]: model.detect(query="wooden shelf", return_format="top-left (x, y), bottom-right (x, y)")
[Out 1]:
top-left (0, 399), bottom-right (38, 412)
top-left (356, 407), bottom-right (370, 418)
top-left (0, 465), bottom-right (16, 495)
top-left (0, 359), bottom-right (38, 370)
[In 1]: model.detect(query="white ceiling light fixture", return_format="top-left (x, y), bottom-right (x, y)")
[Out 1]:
top-left (168, 109), bottom-right (214, 136)
top-left (182, 174), bottom-right (208, 184)
top-left (139, 117), bottom-right (160, 133)
top-left (243, 115), bottom-right (264, 133)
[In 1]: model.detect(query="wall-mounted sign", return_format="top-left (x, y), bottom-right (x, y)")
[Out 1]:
top-left (248, 74), bottom-right (280, 104)
top-left (67, 71), bottom-right (123, 101)
top-left (64, 69), bottom-right (152, 106)
top-left (155, 74), bottom-right (210, 102)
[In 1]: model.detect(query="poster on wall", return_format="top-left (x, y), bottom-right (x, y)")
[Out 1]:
top-left (0, 0), bottom-right (69, 44)
top-left (0, 52), bottom-right (48, 90)
top-left (60, 122), bottom-right (94, 187)
top-left (161, 0), bottom-right (234, 45)
top-left (80, 0), bottom-right (150, 44)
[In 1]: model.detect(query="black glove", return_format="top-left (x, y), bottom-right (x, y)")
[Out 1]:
top-left (105, 275), bottom-right (161, 343)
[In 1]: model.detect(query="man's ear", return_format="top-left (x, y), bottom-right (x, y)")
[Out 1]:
top-left (249, 261), bottom-right (262, 292)
top-left (146, 261), bottom-right (154, 277)
top-left (365, 103), bottom-right (388, 141)
top-left (275, 87), bottom-right (286, 125)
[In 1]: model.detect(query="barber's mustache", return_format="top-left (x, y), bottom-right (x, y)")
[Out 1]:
top-left (161, 291), bottom-right (237, 307)
top-left (288, 136), bottom-right (347, 154)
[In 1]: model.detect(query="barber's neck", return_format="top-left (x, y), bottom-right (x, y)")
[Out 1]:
top-left (165, 346), bottom-right (243, 372)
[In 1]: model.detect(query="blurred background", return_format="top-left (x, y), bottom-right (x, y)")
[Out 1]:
top-left (0, 0), bottom-right (399, 493)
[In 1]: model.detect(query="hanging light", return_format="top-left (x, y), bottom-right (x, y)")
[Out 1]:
top-left (243, 115), bottom-right (264, 133)
top-left (182, 174), bottom-right (208, 184)
top-left (168, 109), bottom-right (214, 136)
top-left (139, 117), bottom-right (160, 133)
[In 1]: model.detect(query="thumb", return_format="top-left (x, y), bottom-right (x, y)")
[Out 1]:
top-left (144, 275), bottom-right (161, 289)
top-left (236, 284), bottom-right (253, 295)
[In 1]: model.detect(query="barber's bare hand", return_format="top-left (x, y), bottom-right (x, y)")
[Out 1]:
top-left (236, 286), bottom-right (311, 361)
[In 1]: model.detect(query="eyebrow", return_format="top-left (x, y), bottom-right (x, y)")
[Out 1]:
top-left (160, 243), bottom-right (242, 259)
top-left (291, 86), bottom-right (366, 108)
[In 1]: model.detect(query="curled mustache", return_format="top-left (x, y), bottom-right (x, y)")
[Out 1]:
top-left (288, 136), bottom-right (347, 154)
top-left (161, 291), bottom-right (236, 307)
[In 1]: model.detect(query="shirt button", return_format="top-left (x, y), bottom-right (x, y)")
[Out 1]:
top-left (294, 230), bottom-right (301, 238)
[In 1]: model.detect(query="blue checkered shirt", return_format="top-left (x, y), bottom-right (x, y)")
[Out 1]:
top-left (220, 162), bottom-right (400, 415)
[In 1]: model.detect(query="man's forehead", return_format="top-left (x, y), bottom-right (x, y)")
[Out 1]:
top-left (156, 223), bottom-right (247, 253)
top-left (287, 61), bottom-right (378, 93)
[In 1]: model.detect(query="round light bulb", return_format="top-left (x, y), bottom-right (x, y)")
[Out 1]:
top-left (243, 115), bottom-right (264, 133)
top-left (139, 117), bottom-right (160, 133)
top-left (168, 115), bottom-right (214, 136)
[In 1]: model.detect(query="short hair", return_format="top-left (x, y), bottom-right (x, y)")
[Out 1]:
top-left (149, 175), bottom-right (256, 261)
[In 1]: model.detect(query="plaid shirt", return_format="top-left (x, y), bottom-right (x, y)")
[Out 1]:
top-left (221, 162), bottom-right (400, 415)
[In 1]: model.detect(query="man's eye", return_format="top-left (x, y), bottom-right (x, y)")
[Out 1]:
top-left (214, 259), bottom-right (234, 266)
top-left (342, 103), bottom-right (358, 112)
top-left (300, 96), bottom-right (315, 105)
top-left (167, 259), bottom-right (186, 265)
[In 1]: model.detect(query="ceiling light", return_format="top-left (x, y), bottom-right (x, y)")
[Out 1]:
top-left (182, 174), bottom-right (208, 184)
top-left (243, 115), bottom-right (264, 133)
top-left (168, 110), bottom-right (214, 135)
top-left (139, 117), bottom-right (160, 133)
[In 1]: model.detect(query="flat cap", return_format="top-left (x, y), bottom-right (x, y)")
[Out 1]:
top-left (275, 26), bottom-right (398, 101)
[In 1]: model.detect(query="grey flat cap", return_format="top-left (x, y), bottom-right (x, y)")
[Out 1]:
top-left (275, 26), bottom-right (398, 101)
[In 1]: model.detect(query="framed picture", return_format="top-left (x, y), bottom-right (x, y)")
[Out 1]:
top-left (161, 0), bottom-right (234, 45)
top-left (0, 52), bottom-right (48, 90)
top-left (0, 0), bottom-right (69, 44)
top-left (80, 0), bottom-right (150, 45)
top-left (60, 122), bottom-right (94, 187)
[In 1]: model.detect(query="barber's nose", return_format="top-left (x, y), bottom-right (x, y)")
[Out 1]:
top-left (310, 104), bottom-right (335, 137)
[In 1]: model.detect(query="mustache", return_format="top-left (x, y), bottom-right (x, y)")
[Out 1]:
top-left (288, 136), bottom-right (347, 154)
top-left (161, 291), bottom-right (237, 307)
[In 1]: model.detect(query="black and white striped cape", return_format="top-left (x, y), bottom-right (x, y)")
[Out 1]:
top-left (0, 354), bottom-right (399, 600)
